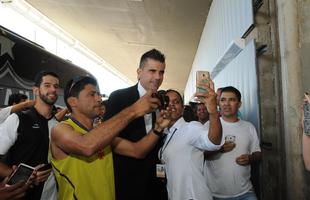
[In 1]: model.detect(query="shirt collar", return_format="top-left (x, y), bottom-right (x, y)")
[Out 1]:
top-left (137, 81), bottom-right (147, 97)
top-left (164, 117), bottom-right (185, 134)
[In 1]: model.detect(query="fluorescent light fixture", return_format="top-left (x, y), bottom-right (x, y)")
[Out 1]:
top-left (2, 0), bottom-right (133, 93)
top-left (211, 38), bottom-right (245, 79)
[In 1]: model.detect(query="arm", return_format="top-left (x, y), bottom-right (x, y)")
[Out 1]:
top-left (112, 109), bottom-right (171, 159)
top-left (303, 134), bottom-right (310, 171)
top-left (196, 80), bottom-right (222, 145)
top-left (10, 100), bottom-right (35, 114)
top-left (52, 91), bottom-right (160, 157)
top-left (55, 107), bottom-right (68, 122)
top-left (204, 141), bottom-right (236, 159)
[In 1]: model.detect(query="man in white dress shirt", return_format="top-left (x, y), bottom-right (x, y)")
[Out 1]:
top-left (160, 81), bottom-right (223, 200)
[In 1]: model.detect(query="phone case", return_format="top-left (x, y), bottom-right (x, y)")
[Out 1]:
top-left (196, 71), bottom-right (210, 93)
top-left (304, 103), bottom-right (310, 135)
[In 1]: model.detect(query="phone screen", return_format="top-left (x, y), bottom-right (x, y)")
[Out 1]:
top-left (7, 163), bottom-right (34, 185)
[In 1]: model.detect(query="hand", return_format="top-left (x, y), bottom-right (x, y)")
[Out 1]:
top-left (33, 164), bottom-right (52, 185)
top-left (236, 154), bottom-right (251, 166)
top-left (23, 100), bottom-right (35, 108)
top-left (195, 80), bottom-right (218, 114)
top-left (154, 108), bottom-right (172, 131)
top-left (221, 141), bottom-right (236, 153)
top-left (131, 90), bottom-right (160, 117)
top-left (0, 179), bottom-right (28, 200)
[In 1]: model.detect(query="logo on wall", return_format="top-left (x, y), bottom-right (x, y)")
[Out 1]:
top-left (0, 35), bottom-right (34, 106)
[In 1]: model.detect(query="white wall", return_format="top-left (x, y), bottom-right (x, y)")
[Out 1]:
top-left (184, 0), bottom-right (259, 130)
top-left (184, 0), bottom-right (253, 102)
top-left (213, 40), bottom-right (260, 130)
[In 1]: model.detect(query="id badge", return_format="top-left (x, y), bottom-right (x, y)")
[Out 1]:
top-left (156, 164), bottom-right (166, 178)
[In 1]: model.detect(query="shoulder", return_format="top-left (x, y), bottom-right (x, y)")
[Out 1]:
top-left (109, 85), bottom-right (137, 98)
top-left (1, 113), bottom-right (20, 128)
top-left (239, 120), bottom-right (256, 129)
top-left (51, 121), bottom-right (74, 137)
top-left (239, 120), bottom-right (258, 136)
top-left (186, 120), bottom-right (206, 132)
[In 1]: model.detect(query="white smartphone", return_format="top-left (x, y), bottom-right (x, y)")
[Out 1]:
top-left (7, 163), bottom-right (35, 185)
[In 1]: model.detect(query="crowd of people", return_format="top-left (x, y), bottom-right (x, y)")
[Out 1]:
top-left (6, 48), bottom-right (308, 200)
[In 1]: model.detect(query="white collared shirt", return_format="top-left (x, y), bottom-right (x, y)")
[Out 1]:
top-left (137, 82), bottom-right (153, 133)
top-left (160, 117), bottom-right (224, 200)
top-left (0, 106), bottom-right (12, 124)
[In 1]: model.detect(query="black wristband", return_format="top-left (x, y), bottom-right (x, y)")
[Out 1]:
top-left (153, 129), bottom-right (163, 137)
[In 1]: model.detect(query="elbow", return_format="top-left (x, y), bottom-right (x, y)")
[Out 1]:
top-left (79, 144), bottom-right (98, 157)
top-left (131, 150), bottom-right (147, 159)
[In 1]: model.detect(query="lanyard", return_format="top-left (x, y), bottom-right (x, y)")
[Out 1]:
top-left (159, 128), bottom-right (177, 162)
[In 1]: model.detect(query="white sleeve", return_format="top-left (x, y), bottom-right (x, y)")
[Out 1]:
top-left (248, 123), bottom-right (261, 153)
top-left (0, 106), bottom-right (12, 124)
top-left (188, 121), bottom-right (224, 151)
top-left (0, 113), bottom-right (19, 154)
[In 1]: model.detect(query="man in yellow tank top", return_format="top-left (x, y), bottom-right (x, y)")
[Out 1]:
top-left (50, 76), bottom-right (171, 199)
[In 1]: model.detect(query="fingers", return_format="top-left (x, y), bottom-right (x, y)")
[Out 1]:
top-left (222, 142), bottom-right (236, 152)
top-left (305, 92), bottom-right (310, 104)
top-left (35, 169), bottom-right (52, 183)
top-left (236, 154), bottom-right (250, 165)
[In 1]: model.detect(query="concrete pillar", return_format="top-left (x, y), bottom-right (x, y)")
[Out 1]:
top-left (276, 0), bottom-right (306, 199)
top-left (255, 0), bottom-right (286, 199)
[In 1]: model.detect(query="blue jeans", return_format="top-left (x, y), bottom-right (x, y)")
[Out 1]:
top-left (213, 191), bottom-right (257, 200)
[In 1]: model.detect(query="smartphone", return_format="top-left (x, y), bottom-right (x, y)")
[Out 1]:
top-left (225, 135), bottom-right (236, 143)
top-left (196, 71), bottom-right (210, 93)
top-left (304, 93), bottom-right (310, 135)
top-left (37, 163), bottom-right (52, 171)
top-left (7, 163), bottom-right (35, 185)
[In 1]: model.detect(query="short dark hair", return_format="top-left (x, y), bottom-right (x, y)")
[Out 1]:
top-left (166, 89), bottom-right (184, 105)
top-left (8, 93), bottom-right (28, 106)
top-left (139, 49), bottom-right (165, 68)
top-left (221, 86), bottom-right (242, 102)
top-left (34, 71), bottom-right (59, 87)
top-left (64, 76), bottom-right (98, 112)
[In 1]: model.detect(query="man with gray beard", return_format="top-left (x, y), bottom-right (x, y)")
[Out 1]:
top-left (0, 71), bottom-right (59, 200)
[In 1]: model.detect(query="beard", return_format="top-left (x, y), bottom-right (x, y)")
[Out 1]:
top-left (39, 91), bottom-right (58, 106)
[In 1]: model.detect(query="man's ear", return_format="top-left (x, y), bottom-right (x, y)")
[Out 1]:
top-left (67, 97), bottom-right (77, 110)
top-left (32, 86), bottom-right (39, 96)
top-left (137, 68), bottom-right (142, 80)
top-left (238, 101), bottom-right (242, 108)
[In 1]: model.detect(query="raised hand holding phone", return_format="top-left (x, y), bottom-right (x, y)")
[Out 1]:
top-left (195, 78), bottom-right (218, 114)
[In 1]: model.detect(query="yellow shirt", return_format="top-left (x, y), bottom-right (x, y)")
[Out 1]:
top-left (51, 118), bottom-right (115, 200)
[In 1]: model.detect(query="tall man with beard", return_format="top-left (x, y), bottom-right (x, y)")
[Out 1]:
top-left (0, 71), bottom-right (59, 200)
top-left (105, 49), bottom-right (168, 200)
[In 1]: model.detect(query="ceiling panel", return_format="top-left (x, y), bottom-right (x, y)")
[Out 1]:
top-left (26, 0), bottom-right (212, 93)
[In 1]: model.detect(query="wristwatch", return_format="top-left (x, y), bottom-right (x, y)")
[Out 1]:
top-left (153, 129), bottom-right (163, 137)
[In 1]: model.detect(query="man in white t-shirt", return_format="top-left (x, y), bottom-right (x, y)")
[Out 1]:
top-left (204, 86), bottom-right (261, 200)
